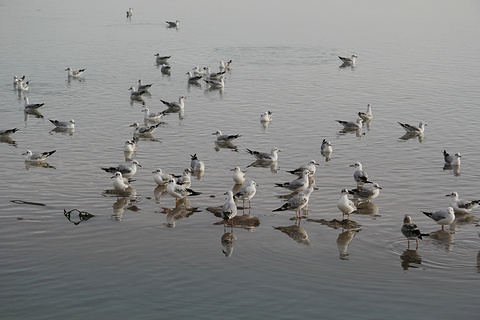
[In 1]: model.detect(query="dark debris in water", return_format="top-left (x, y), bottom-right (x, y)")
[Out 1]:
top-left (11, 199), bottom-right (46, 206)
top-left (64, 209), bottom-right (95, 225)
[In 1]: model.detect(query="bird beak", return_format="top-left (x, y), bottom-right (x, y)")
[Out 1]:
top-left (349, 164), bottom-right (355, 167)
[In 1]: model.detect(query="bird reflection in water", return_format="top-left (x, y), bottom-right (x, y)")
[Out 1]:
top-left (246, 160), bottom-right (278, 174)
top-left (214, 141), bottom-right (239, 153)
top-left (221, 231), bottom-right (237, 257)
top-left (24, 161), bottom-right (56, 171)
top-left (400, 249), bottom-right (422, 270)
top-left (154, 185), bottom-right (168, 204)
top-left (429, 229), bottom-right (455, 252)
top-left (50, 127), bottom-right (75, 136)
top-left (162, 197), bottom-right (201, 228)
top-left (443, 163), bottom-right (460, 176)
top-left (24, 108), bottom-right (44, 121)
top-left (355, 201), bottom-right (380, 217)
top-left (273, 219), bottom-right (312, 247)
top-left (112, 197), bottom-right (131, 221)
top-left (0, 136), bottom-right (17, 147)
top-left (398, 132), bottom-right (424, 143)
top-left (337, 229), bottom-right (360, 260)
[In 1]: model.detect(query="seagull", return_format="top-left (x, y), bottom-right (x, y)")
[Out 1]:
top-left (335, 118), bottom-right (363, 130)
top-left (230, 166), bottom-right (246, 185)
top-left (166, 20), bottom-right (180, 28)
top-left (0, 128), bottom-right (19, 137)
top-left (124, 137), bottom-right (138, 152)
top-left (212, 131), bottom-right (242, 142)
top-left (154, 54), bottom-right (171, 63)
top-left (160, 96), bottom-right (186, 111)
top-left (13, 75), bottom-right (25, 86)
top-left (350, 162), bottom-right (372, 186)
top-left (137, 79), bottom-right (153, 91)
top-left (17, 80), bottom-right (29, 91)
top-left (273, 186), bottom-right (314, 219)
top-left (401, 214), bottom-right (428, 249)
top-left (160, 64), bottom-right (171, 74)
top-left (23, 97), bottom-right (44, 110)
top-left (186, 71), bottom-right (202, 83)
top-left (286, 160), bottom-right (319, 176)
top-left (443, 150), bottom-right (461, 166)
top-left (422, 207), bottom-right (455, 231)
top-left (398, 121), bottom-right (426, 134)
top-left (446, 192), bottom-right (480, 215)
top-left (260, 111), bottom-right (273, 122)
top-left (275, 169), bottom-right (311, 193)
top-left (175, 168), bottom-right (193, 187)
top-left (204, 66), bottom-right (226, 80)
top-left (348, 183), bottom-right (382, 202)
top-left (219, 59), bottom-right (232, 72)
top-left (126, 8), bottom-right (133, 18)
top-left (22, 150), bottom-right (56, 162)
top-left (233, 181), bottom-right (258, 208)
top-left (111, 171), bottom-right (130, 198)
top-left (222, 190), bottom-right (237, 228)
top-left (101, 160), bottom-right (141, 179)
top-left (190, 154), bottom-right (205, 172)
top-left (49, 119), bottom-right (75, 129)
top-left (246, 147), bottom-right (280, 162)
top-left (130, 122), bottom-right (161, 135)
top-left (65, 67), bottom-right (85, 78)
top-left (338, 54), bottom-right (357, 66)
top-left (142, 108), bottom-right (165, 121)
top-left (166, 178), bottom-right (202, 204)
top-left (358, 104), bottom-right (373, 121)
top-left (152, 168), bottom-right (172, 186)
top-left (337, 188), bottom-right (356, 220)
top-left (321, 139), bottom-right (333, 154)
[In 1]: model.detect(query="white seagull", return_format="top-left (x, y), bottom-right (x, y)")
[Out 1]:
top-left (273, 186), bottom-right (314, 219)
top-left (233, 181), bottom-right (258, 208)
top-left (446, 192), bottom-right (480, 215)
top-left (422, 207), bottom-right (455, 231)
top-left (137, 79), bottom-right (153, 91)
top-left (186, 71), bottom-right (202, 83)
top-left (348, 183), bottom-right (382, 202)
top-left (212, 131), bottom-right (242, 142)
top-left (22, 149), bottom-right (56, 162)
top-left (24, 97), bottom-right (44, 110)
top-left (176, 168), bottom-right (193, 187)
top-left (126, 8), bottom-right (133, 18)
top-left (49, 119), bottom-right (75, 129)
top-left (222, 190), bottom-right (237, 227)
top-left (350, 162), bottom-right (372, 186)
top-left (111, 172), bottom-right (130, 197)
top-left (321, 139), bottom-right (333, 154)
top-left (154, 54), bottom-right (171, 63)
top-left (124, 137), bottom-right (138, 152)
top-left (166, 20), bottom-right (180, 28)
top-left (129, 87), bottom-right (146, 99)
top-left (65, 67), bottom-right (85, 78)
top-left (160, 96), bottom-right (186, 111)
top-left (190, 154), bottom-right (205, 172)
top-left (230, 166), bottom-right (246, 185)
top-left (275, 169), bottom-right (311, 193)
top-left (401, 214), bottom-right (428, 249)
top-left (17, 80), bottom-right (30, 91)
top-left (130, 122), bottom-right (161, 135)
top-left (152, 168), bottom-right (172, 186)
top-left (337, 188), bottom-right (356, 220)
top-left (160, 64), bottom-right (171, 74)
top-left (101, 160), bottom-right (141, 179)
top-left (338, 54), bottom-right (358, 66)
top-left (166, 178), bottom-right (202, 204)
top-left (398, 121), bottom-right (426, 134)
top-left (336, 118), bottom-right (363, 130)
top-left (358, 104), bottom-right (373, 121)
top-left (443, 150), bottom-right (461, 166)
top-left (260, 111), bottom-right (273, 122)
top-left (142, 108), bottom-right (165, 121)
top-left (246, 146), bottom-right (280, 162)
top-left (286, 160), bottom-right (319, 176)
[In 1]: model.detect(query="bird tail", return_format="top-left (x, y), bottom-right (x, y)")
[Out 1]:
top-left (245, 149), bottom-right (253, 155)
top-left (422, 211), bottom-right (432, 218)
top-left (186, 188), bottom-right (202, 196)
top-left (418, 233), bottom-right (430, 239)
top-left (160, 99), bottom-right (168, 105)
top-left (46, 150), bottom-right (56, 157)
top-left (101, 167), bottom-right (114, 173)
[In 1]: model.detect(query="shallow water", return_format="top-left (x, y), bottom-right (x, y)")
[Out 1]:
top-left (1, 0), bottom-right (480, 319)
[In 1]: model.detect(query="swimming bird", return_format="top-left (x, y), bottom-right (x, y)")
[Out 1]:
top-left (204, 76), bottom-right (225, 88)
top-left (230, 166), bottom-right (246, 185)
top-left (192, 66), bottom-right (206, 77)
top-left (246, 147), bottom-right (280, 162)
top-left (273, 186), bottom-right (314, 219)
top-left (401, 214), bottom-right (428, 249)
top-left (190, 154), bottom-right (205, 172)
top-left (445, 192), bottom-right (480, 215)
top-left (49, 119), bottom-right (75, 129)
top-left (338, 54), bottom-right (358, 66)
top-left (129, 87), bottom-right (146, 99)
top-left (219, 59), bottom-right (232, 72)
top-left (142, 108), bottom-right (165, 121)
top-left (124, 137), bottom-right (138, 152)
top-left (358, 104), bottom-right (373, 121)
top-left (348, 183), bottom-right (382, 202)
top-left (126, 8), bottom-right (133, 18)
top-left (152, 168), bottom-right (172, 186)
top-left (335, 118), bottom-right (363, 130)
top-left (233, 181), bottom-right (258, 208)
top-left (0, 128), bottom-right (19, 137)
top-left (154, 54), bottom-right (171, 63)
top-left (222, 190), bottom-right (237, 227)
top-left (204, 66), bottom-right (226, 80)
top-left (17, 80), bottom-right (29, 91)
top-left (166, 20), bottom-right (180, 28)
top-left (212, 131), bottom-right (242, 142)
top-left (160, 64), bottom-right (171, 74)
top-left (101, 160), bottom-right (141, 179)
top-left (130, 122), bottom-right (161, 135)
top-left (176, 168), bottom-right (193, 187)
top-left (160, 96), bottom-right (186, 111)
top-left (13, 75), bottom-right (25, 86)
top-left (422, 207), bottom-right (455, 231)
top-left (286, 160), bottom-right (319, 176)
top-left (166, 178), bottom-right (202, 204)
top-left (398, 121), bottom-right (426, 134)
top-left (260, 111), bottom-right (273, 122)
top-left (137, 79), bottom-right (153, 91)
top-left (350, 162), bottom-right (372, 186)
top-left (23, 97), bottom-right (44, 110)
top-left (22, 149), bottom-right (56, 162)
top-left (337, 188), bottom-right (356, 220)
top-left (275, 169), bottom-right (311, 193)
top-left (65, 67), bottom-right (85, 78)
top-left (321, 139), bottom-right (333, 154)
top-left (111, 171), bottom-right (130, 198)
top-left (443, 150), bottom-right (461, 166)
top-left (186, 71), bottom-right (202, 83)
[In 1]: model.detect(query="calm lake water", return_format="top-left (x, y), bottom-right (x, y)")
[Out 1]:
top-left (1, 0), bottom-right (480, 319)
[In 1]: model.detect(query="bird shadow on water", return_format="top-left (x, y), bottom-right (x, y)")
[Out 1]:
top-left (160, 197), bottom-right (201, 228)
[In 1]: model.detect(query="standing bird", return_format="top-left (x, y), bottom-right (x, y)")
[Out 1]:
top-left (350, 162), bottom-right (372, 186)
top-left (160, 96), bottom-right (186, 111)
top-left (212, 131), bottom-right (242, 142)
top-left (190, 154), bottom-right (205, 172)
top-left (398, 121), bottom-right (426, 134)
top-left (111, 172), bottom-right (130, 198)
top-left (445, 192), bottom-right (480, 215)
top-left (358, 104), bottom-right (373, 121)
top-left (124, 137), bottom-right (138, 152)
top-left (401, 214), bottom-right (428, 249)
top-left (273, 186), bottom-right (314, 219)
top-left (422, 207), bottom-right (455, 231)
top-left (152, 168), bottom-right (172, 186)
top-left (65, 67), bottom-right (86, 78)
top-left (22, 149), bottom-right (56, 162)
top-left (166, 178), bottom-right (202, 204)
top-left (337, 188), bottom-right (356, 220)
top-left (222, 190), bottom-right (237, 228)
top-left (338, 54), bottom-right (358, 66)
top-left (246, 147), bottom-right (280, 162)
top-left (443, 150), bottom-right (461, 166)
top-left (101, 160), bottom-right (141, 179)
top-left (233, 181), bottom-right (258, 208)
top-left (348, 183), bottom-right (382, 202)
top-left (275, 169), bottom-right (311, 193)
top-left (24, 97), bottom-right (44, 110)
top-left (230, 166), bottom-right (246, 185)
top-left (286, 160), bottom-right (319, 176)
